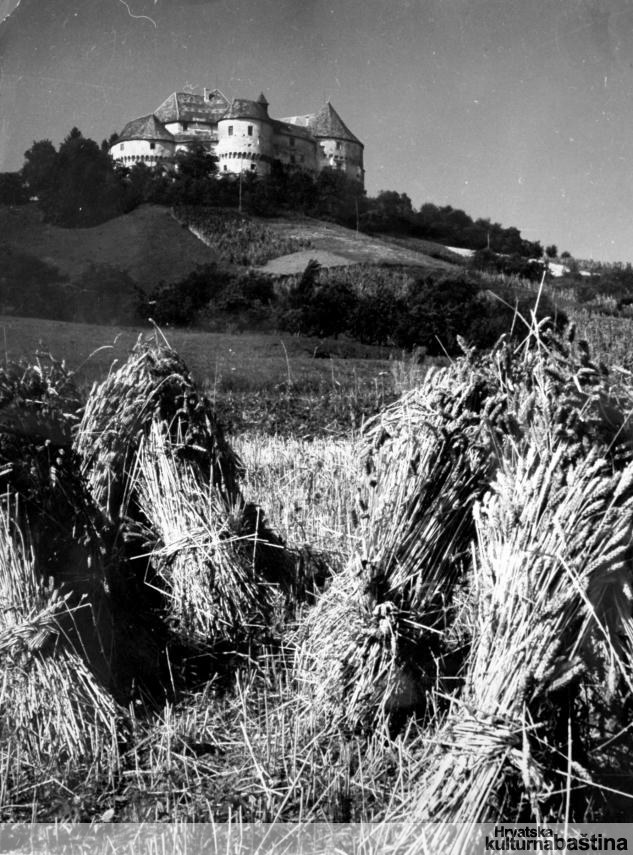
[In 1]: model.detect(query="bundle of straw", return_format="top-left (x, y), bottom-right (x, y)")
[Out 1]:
top-left (297, 325), bottom-right (633, 737)
top-left (0, 502), bottom-right (121, 803)
top-left (130, 423), bottom-right (282, 649)
top-left (75, 334), bottom-right (243, 524)
top-left (0, 356), bottom-right (118, 690)
top-left (296, 360), bottom-right (502, 731)
top-left (386, 437), bottom-right (633, 845)
top-left (77, 336), bottom-right (292, 662)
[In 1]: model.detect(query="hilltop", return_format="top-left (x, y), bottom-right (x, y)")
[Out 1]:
top-left (0, 203), bottom-right (460, 290)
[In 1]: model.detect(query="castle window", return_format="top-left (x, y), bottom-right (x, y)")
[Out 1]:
top-left (120, 143), bottom-right (124, 150)
top-left (250, 163), bottom-right (256, 171)
top-left (182, 122), bottom-right (188, 131)
top-left (223, 165), bottom-right (228, 172)
top-left (248, 125), bottom-right (253, 136)
top-left (228, 125), bottom-right (234, 136)
top-left (150, 142), bottom-right (156, 150)
top-left (336, 141), bottom-right (341, 150)
top-left (289, 137), bottom-right (295, 147)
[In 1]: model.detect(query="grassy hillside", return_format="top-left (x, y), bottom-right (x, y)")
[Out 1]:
top-left (0, 204), bottom-right (460, 290)
top-left (253, 214), bottom-right (461, 274)
top-left (0, 204), bottom-right (219, 289)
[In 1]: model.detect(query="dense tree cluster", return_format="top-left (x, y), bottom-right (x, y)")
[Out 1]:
top-left (275, 265), bottom-right (566, 354)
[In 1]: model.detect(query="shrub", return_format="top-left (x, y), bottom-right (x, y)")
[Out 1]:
top-left (394, 274), bottom-right (485, 354)
top-left (0, 245), bottom-right (72, 320)
top-left (73, 263), bottom-right (141, 325)
top-left (470, 248), bottom-right (544, 282)
top-left (277, 262), bottom-right (359, 338)
top-left (351, 286), bottom-right (407, 346)
top-left (138, 264), bottom-right (234, 327)
top-left (393, 273), bottom-right (567, 356)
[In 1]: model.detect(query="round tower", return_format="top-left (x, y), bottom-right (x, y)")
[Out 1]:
top-left (311, 102), bottom-right (364, 185)
top-left (216, 96), bottom-right (273, 177)
top-left (109, 114), bottom-right (175, 168)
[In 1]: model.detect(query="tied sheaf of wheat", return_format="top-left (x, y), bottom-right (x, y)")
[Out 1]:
top-left (297, 324), bottom-right (633, 831)
top-left (129, 421), bottom-right (283, 650)
top-left (3, 318), bottom-right (633, 825)
top-left (0, 499), bottom-right (120, 789)
top-left (75, 334), bottom-right (293, 654)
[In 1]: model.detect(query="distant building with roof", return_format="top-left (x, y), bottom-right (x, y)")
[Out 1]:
top-left (110, 89), bottom-right (364, 185)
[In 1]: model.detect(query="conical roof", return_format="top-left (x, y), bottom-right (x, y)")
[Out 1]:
top-left (224, 98), bottom-right (270, 122)
top-left (310, 102), bottom-right (362, 145)
top-left (118, 114), bottom-right (174, 144)
top-left (257, 91), bottom-right (269, 106)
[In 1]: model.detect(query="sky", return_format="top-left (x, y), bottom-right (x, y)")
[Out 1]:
top-left (2, 0), bottom-right (633, 261)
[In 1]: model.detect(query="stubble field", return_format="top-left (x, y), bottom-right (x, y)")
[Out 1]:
top-left (2, 301), bottom-right (633, 850)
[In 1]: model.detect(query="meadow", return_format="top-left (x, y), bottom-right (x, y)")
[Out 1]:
top-left (2, 291), bottom-right (633, 851)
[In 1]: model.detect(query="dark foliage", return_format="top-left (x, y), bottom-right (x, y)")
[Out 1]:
top-left (393, 274), bottom-right (486, 354)
top-left (0, 172), bottom-right (29, 205)
top-left (470, 248), bottom-right (545, 282)
top-left (137, 264), bottom-right (232, 326)
top-left (73, 263), bottom-right (141, 325)
top-left (22, 129), bottom-right (124, 227)
top-left (0, 245), bottom-right (72, 319)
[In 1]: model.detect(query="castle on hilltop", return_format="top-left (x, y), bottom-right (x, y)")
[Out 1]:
top-left (110, 89), bottom-right (364, 186)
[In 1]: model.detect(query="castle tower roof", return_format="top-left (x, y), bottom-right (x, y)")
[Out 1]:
top-left (310, 102), bottom-right (362, 145)
top-left (117, 114), bottom-right (174, 143)
top-left (257, 92), bottom-right (269, 107)
top-left (224, 98), bottom-right (270, 122)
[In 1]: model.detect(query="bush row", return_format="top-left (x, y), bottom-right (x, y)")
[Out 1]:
top-left (0, 246), bottom-right (566, 356)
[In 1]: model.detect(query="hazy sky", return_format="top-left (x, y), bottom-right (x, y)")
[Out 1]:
top-left (2, 0), bottom-right (633, 260)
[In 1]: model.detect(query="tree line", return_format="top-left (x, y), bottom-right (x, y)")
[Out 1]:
top-left (0, 126), bottom-right (544, 256)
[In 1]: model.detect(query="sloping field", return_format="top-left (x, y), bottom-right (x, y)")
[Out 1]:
top-left (0, 204), bottom-right (219, 288)
top-left (1, 204), bottom-right (460, 286)
top-left (255, 215), bottom-right (462, 274)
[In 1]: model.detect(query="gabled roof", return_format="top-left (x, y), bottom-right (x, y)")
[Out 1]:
top-left (271, 120), bottom-right (315, 141)
top-left (223, 98), bottom-right (270, 122)
top-left (118, 114), bottom-right (174, 144)
top-left (154, 91), bottom-right (230, 124)
top-left (310, 102), bottom-right (362, 145)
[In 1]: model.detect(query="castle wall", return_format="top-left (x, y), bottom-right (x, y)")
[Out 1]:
top-left (216, 118), bottom-right (272, 177)
top-left (111, 138), bottom-right (174, 167)
top-left (317, 138), bottom-right (364, 182)
top-left (272, 132), bottom-right (316, 172)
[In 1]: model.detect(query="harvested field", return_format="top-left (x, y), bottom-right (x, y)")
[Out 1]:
top-left (2, 312), bottom-right (633, 832)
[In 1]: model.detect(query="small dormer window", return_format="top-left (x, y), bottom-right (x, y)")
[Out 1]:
top-left (248, 125), bottom-right (253, 136)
